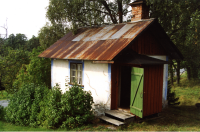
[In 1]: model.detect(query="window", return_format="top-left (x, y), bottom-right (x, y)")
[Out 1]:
top-left (70, 63), bottom-right (82, 85)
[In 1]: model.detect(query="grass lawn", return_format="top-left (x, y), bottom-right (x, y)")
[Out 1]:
top-left (0, 121), bottom-right (54, 131)
top-left (1, 73), bottom-right (200, 131)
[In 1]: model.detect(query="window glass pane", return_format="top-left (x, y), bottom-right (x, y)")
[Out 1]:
top-left (70, 63), bottom-right (82, 85)
top-left (71, 64), bottom-right (76, 70)
top-left (78, 78), bottom-right (82, 85)
top-left (71, 77), bottom-right (76, 82)
top-left (77, 71), bottom-right (82, 78)
top-left (72, 70), bottom-right (76, 77)
top-left (70, 64), bottom-right (76, 83)
top-left (77, 64), bottom-right (82, 71)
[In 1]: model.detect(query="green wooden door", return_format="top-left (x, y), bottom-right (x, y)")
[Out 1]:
top-left (130, 67), bottom-right (144, 118)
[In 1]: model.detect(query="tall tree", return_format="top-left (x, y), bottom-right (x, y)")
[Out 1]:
top-left (46, 0), bottom-right (131, 33)
top-left (26, 35), bottom-right (40, 51)
top-left (4, 33), bottom-right (27, 50)
top-left (147, 0), bottom-right (200, 82)
top-left (184, 10), bottom-right (200, 79)
top-left (14, 47), bottom-right (51, 89)
top-left (0, 49), bottom-right (29, 93)
top-left (38, 23), bottom-right (68, 50)
top-left (0, 37), bottom-right (5, 55)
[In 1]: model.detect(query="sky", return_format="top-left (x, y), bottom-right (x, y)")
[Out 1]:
top-left (0, 0), bottom-right (49, 39)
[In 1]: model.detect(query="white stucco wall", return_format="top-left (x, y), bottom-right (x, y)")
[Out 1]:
top-left (148, 55), bottom-right (168, 108)
top-left (84, 61), bottom-right (111, 116)
top-left (51, 59), bottom-right (69, 92)
top-left (51, 59), bottom-right (111, 116)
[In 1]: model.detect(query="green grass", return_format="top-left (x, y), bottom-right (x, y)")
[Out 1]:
top-left (1, 72), bottom-right (200, 131)
top-left (0, 121), bottom-right (53, 131)
top-left (173, 73), bottom-right (200, 105)
top-left (0, 121), bottom-right (111, 131)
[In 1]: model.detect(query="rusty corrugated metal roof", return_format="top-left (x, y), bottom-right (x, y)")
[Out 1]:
top-left (38, 19), bottom-right (153, 60)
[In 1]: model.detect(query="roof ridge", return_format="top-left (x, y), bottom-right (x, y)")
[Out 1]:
top-left (78, 18), bottom-right (154, 29)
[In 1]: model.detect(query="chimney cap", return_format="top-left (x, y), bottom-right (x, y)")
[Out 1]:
top-left (129, 0), bottom-right (146, 5)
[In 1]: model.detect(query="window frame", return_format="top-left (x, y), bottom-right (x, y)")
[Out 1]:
top-left (69, 60), bottom-right (84, 87)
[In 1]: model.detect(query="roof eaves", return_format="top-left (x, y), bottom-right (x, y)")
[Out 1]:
top-left (149, 20), bottom-right (184, 60)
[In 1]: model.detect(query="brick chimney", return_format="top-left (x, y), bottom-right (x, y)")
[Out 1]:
top-left (129, 0), bottom-right (149, 22)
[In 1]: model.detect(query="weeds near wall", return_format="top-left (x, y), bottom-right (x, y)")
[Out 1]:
top-left (167, 80), bottom-right (180, 106)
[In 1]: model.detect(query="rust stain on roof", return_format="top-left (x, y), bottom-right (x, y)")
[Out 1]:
top-left (38, 19), bottom-right (153, 61)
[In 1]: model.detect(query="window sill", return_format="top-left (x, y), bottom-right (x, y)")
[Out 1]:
top-left (68, 83), bottom-right (84, 87)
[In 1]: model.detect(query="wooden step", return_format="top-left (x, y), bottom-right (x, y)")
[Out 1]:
top-left (105, 110), bottom-right (135, 124)
top-left (99, 116), bottom-right (124, 126)
top-left (105, 110), bottom-right (135, 120)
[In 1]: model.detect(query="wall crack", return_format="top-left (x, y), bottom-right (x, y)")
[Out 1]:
top-left (86, 73), bottom-right (98, 96)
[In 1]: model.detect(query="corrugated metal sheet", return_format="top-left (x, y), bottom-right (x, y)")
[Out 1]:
top-left (38, 20), bottom-right (153, 60)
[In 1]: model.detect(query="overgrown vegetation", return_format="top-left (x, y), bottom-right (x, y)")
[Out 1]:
top-left (0, 33), bottom-right (55, 93)
top-left (5, 83), bottom-right (94, 129)
top-left (0, 106), bottom-right (4, 120)
top-left (5, 83), bottom-right (49, 126)
top-left (0, 90), bottom-right (11, 101)
top-left (13, 47), bottom-right (51, 89)
top-left (167, 80), bottom-right (180, 106)
top-left (0, 49), bottom-right (30, 93)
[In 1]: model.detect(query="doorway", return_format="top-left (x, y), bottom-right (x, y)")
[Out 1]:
top-left (119, 66), bottom-right (131, 109)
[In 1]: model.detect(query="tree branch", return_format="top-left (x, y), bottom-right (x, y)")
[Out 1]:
top-left (99, 0), bottom-right (118, 24)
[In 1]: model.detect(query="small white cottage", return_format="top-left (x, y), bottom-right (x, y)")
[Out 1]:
top-left (39, 0), bottom-right (183, 118)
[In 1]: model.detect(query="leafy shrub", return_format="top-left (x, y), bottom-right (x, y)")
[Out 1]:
top-left (5, 83), bottom-right (49, 126)
top-left (13, 47), bottom-right (51, 90)
top-left (0, 105), bottom-right (5, 120)
top-left (40, 86), bottom-right (63, 128)
top-left (5, 82), bottom-right (94, 129)
top-left (60, 83), bottom-right (94, 128)
top-left (41, 83), bottom-right (94, 128)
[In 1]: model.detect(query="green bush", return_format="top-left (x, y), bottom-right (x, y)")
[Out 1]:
top-left (5, 82), bottom-right (94, 129)
top-left (40, 86), bottom-right (63, 128)
top-left (42, 83), bottom-right (94, 129)
top-left (5, 83), bottom-right (49, 126)
top-left (0, 105), bottom-right (5, 120)
top-left (60, 83), bottom-right (94, 128)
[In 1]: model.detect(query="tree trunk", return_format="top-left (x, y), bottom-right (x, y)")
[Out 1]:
top-left (117, 0), bottom-right (123, 23)
top-left (187, 67), bottom-right (191, 80)
top-left (176, 60), bottom-right (180, 84)
top-left (169, 63), bottom-right (174, 86)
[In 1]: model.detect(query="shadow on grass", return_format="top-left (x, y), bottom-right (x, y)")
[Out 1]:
top-left (143, 105), bottom-right (200, 130)
top-left (115, 105), bottom-right (200, 131)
